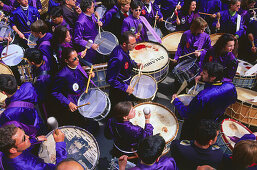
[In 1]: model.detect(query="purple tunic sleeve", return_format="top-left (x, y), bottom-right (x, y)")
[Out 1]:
top-left (56, 142), bottom-right (67, 164)
top-left (52, 74), bottom-right (71, 106)
top-left (102, 5), bottom-right (119, 27)
top-left (74, 21), bottom-right (88, 48)
top-left (121, 18), bottom-right (130, 34)
top-left (174, 32), bottom-right (187, 61)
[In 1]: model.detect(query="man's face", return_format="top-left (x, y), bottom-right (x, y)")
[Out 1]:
top-left (12, 128), bottom-right (31, 152)
top-left (121, 3), bottom-right (130, 13)
top-left (66, 0), bottom-right (76, 7)
top-left (51, 16), bottom-right (63, 25)
top-left (126, 36), bottom-right (137, 51)
top-left (200, 70), bottom-right (211, 82)
top-left (18, 0), bottom-right (28, 7)
top-left (87, 2), bottom-right (95, 14)
top-left (230, 1), bottom-right (241, 12)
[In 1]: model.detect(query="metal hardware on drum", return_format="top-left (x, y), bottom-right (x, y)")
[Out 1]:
top-left (18, 64), bottom-right (33, 83)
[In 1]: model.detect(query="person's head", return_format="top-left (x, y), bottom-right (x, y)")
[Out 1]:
top-left (117, 0), bottom-right (131, 12)
top-left (50, 6), bottom-right (64, 25)
top-left (241, 0), bottom-right (256, 9)
top-left (120, 31), bottom-right (137, 51)
top-left (201, 62), bottom-right (224, 82)
top-left (130, 0), bottom-right (143, 18)
top-left (56, 158), bottom-right (84, 170)
top-left (0, 125), bottom-right (31, 156)
top-left (230, 0), bottom-right (241, 11)
top-left (61, 47), bottom-right (79, 68)
top-left (81, 0), bottom-right (94, 14)
top-left (64, 0), bottom-right (76, 7)
top-left (0, 74), bottom-right (17, 96)
top-left (31, 19), bottom-right (49, 38)
top-left (214, 33), bottom-right (237, 55)
top-left (102, 0), bottom-right (116, 10)
top-left (190, 17), bottom-right (207, 34)
top-left (232, 140), bottom-right (257, 168)
top-left (137, 134), bottom-right (166, 164)
top-left (181, 0), bottom-right (197, 15)
top-left (195, 120), bottom-right (219, 146)
top-left (17, 0), bottom-right (28, 7)
top-left (24, 48), bottom-right (43, 66)
top-left (113, 101), bottom-right (135, 121)
top-left (53, 26), bottom-right (71, 44)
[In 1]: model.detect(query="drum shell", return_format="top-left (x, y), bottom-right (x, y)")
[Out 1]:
top-left (161, 31), bottom-right (184, 54)
top-left (233, 74), bottom-right (257, 89)
top-left (0, 62), bottom-right (13, 104)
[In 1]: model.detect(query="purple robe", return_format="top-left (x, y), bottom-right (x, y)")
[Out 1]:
top-left (153, 0), bottom-right (184, 19)
top-left (202, 47), bottom-right (238, 82)
top-left (9, 6), bottom-right (40, 38)
top-left (121, 15), bottom-right (149, 43)
top-left (238, 8), bottom-right (252, 27)
top-left (106, 118), bottom-right (154, 152)
top-left (13, 0), bottom-right (42, 10)
top-left (174, 30), bottom-right (211, 62)
top-left (141, 2), bottom-right (157, 25)
top-left (51, 19), bottom-right (71, 31)
top-left (247, 20), bottom-right (257, 48)
top-left (197, 0), bottom-right (222, 14)
top-left (131, 156), bottom-right (177, 170)
top-left (2, 0), bottom-right (15, 13)
top-left (48, 0), bottom-right (60, 13)
top-left (0, 82), bottom-right (44, 135)
top-left (176, 12), bottom-right (200, 31)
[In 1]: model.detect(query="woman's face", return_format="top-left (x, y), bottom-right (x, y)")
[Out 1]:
top-left (224, 40), bottom-right (235, 53)
top-left (196, 27), bottom-right (206, 34)
top-left (189, 1), bottom-right (197, 12)
top-left (65, 51), bottom-right (79, 67)
top-left (64, 31), bottom-right (71, 43)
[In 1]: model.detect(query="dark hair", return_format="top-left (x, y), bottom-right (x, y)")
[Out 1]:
top-left (190, 17), bottom-right (207, 34)
top-left (102, 0), bottom-right (116, 10)
top-left (0, 125), bottom-right (18, 154)
top-left (137, 134), bottom-right (165, 164)
top-left (31, 19), bottom-right (49, 34)
top-left (49, 6), bottom-right (63, 18)
top-left (120, 31), bottom-right (136, 44)
top-left (0, 74), bottom-right (17, 95)
top-left (232, 140), bottom-right (257, 168)
top-left (214, 33), bottom-right (237, 56)
top-left (113, 101), bottom-right (133, 121)
top-left (52, 25), bottom-right (69, 52)
top-left (60, 47), bottom-right (75, 66)
top-left (241, 0), bottom-right (256, 9)
top-left (195, 120), bottom-right (219, 146)
top-left (230, 0), bottom-right (241, 6)
top-left (24, 48), bottom-right (43, 65)
top-left (130, 0), bottom-right (142, 10)
top-left (181, 0), bottom-right (198, 16)
top-left (203, 62), bottom-right (224, 81)
top-left (80, 0), bottom-right (94, 12)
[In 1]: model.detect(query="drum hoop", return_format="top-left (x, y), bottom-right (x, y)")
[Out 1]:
top-left (0, 62), bottom-right (14, 75)
top-left (95, 31), bottom-right (119, 55)
top-left (130, 74), bottom-right (158, 100)
top-left (220, 118), bottom-right (252, 152)
top-left (234, 73), bottom-right (257, 78)
top-left (41, 125), bottom-right (100, 169)
top-left (133, 60), bottom-right (169, 76)
top-left (161, 31), bottom-right (185, 41)
top-left (133, 102), bottom-right (179, 144)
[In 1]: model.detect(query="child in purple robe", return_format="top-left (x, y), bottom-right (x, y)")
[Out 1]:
top-left (141, 0), bottom-right (163, 26)
top-left (105, 101), bottom-right (154, 158)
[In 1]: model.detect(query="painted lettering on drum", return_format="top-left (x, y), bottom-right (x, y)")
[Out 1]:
top-left (144, 56), bottom-right (165, 68)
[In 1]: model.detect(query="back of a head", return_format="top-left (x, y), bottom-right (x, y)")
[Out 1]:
top-left (130, 0), bottom-right (142, 10)
top-left (232, 140), bottom-right (257, 169)
top-left (0, 74), bottom-right (17, 95)
top-left (117, 0), bottom-right (131, 7)
top-left (80, 0), bottom-right (94, 12)
top-left (0, 125), bottom-right (18, 155)
top-left (195, 120), bottom-right (219, 146)
top-left (113, 101), bottom-right (133, 121)
top-left (137, 134), bottom-right (166, 164)
top-left (24, 48), bottom-right (43, 65)
top-left (31, 19), bottom-right (49, 34)
top-left (52, 25), bottom-right (68, 44)
top-left (56, 158), bottom-right (84, 170)
top-left (119, 31), bottom-right (135, 44)
top-left (203, 62), bottom-right (224, 82)
top-left (190, 17), bottom-right (207, 34)
top-left (50, 6), bottom-right (63, 18)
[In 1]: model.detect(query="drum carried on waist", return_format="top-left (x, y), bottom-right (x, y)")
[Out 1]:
top-left (130, 74), bottom-right (157, 102)
top-left (130, 42), bottom-right (169, 82)
top-left (130, 102), bottom-right (179, 154)
top-left (216, 118), bottom-right (252, 155)
top-left (233, 60), bottom-right (257, 89)
top-left (38, 126), bottom-right (100, 170)
top-left (1, 44), bottom-right (24, 66)
top-left (77, 88), bottom-right (110, 121)
top-left (226, 87), bottom-right (257, 127)
top-left (210, 33), bottom-right (224, 46)
top-left (161, 31), bottom-right (184, 54)
top-left (94, 31), bottom-right (119, 55)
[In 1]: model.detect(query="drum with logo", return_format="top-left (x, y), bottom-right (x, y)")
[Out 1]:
top-left (130, 74), bottom-right (157, 102)
top-left (94, 31), bottom-right (119, 55)
top-left (38, 126), bottom-right (100, 170)
top-left (77, 88), bottom-right (110, 121)
top-left (130, 42), bottom-right (169, 82)
top-left (130, 102), bottom-right (179, 154)
top-left (216, 118), bottom-right (252, 155)
top-left (233, 60), bottom-right (257, 89)
top-left (226, 87), bottom-right (257, 127)
top-left (1, 44), bottom-right (24, 66)
top-left (210, 33), bottom-right (224, 46)
top-left (161, 31), bottom-right (184, 54)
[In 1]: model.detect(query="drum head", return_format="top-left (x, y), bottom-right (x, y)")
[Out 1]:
top-left (28, 33), bottom-right (38, 48)
top-left (161, 31), bottom-right (184, 54)
top-left (94, 31), bottom-right (119, 55)
top-left (130, 74), bottom-right (157, 100)
top-left (165, 17), bottom-right (176, 32)
top-left (1, 44), bottom-right (24, 66)
top-left (236, 87), bottom-right (257, 105)
top-left (236, 60), bottom-right (255, 76)
top-left (0, 62), bottom-right (13, 103)
top-left (0, 21), bottom-right (15, 44)
top-left (210, 33), bottom-right (224, 46)
top-left (38, 126), bottom-right (100, 170)
top-left (147, 28), bottom-right (163, 42)
top-left (77, 89), bottom-right (110, 119)
top-left (130, 42), bottom-right (169, 72)
top-left (177, 94), bottom-right (195, 106)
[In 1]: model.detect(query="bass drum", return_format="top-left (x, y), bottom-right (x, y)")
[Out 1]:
top-left (161, 31), bottom-right (184, 54)
top-left (0, 62), bottom-right (13, 106)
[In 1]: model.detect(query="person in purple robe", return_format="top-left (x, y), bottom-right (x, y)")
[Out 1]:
top-left (213, 0), bottom-right (245, 38)
top-left (119, 134), bottom-right (177, 170)
top-left (173, 17), bottom-right (211, 63)
top-left (9, 0), bottom-right (40, 48)
top-left (74, 0), bottom-right (104, 64)
top-left (31, 19), bottom-right (58, 75)
top-left (0, 74), bottom-right (45, 136)
top-left (246, 19), bottom-right (257, 63)
top-left (202, 33), bottom-right (238, 82)
top-left (49, 6), bottom-right (71, 32)
top-left (172, 62), bottom-right (237, 140)
top-left (48, 0), bottom-right (60, 13)
top-left (121, 0), bottom-right (148, 43)
top-left (0, 125), bottom-right (66, 170)
top-left (105, 101), bottom-right (153, 157)
top-left (238, 0), bottom-right (256, 27)
top-left (14, 0), bottom-right (42, 12)
top-left (141, 0), bottom-right (163, 26)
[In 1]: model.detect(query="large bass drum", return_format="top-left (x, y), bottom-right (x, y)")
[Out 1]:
top-left (161, 31), bottom-right (184, 54)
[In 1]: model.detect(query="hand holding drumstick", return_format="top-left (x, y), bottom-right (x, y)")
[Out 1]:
top-left (248, 33), bottom-right (256, 53)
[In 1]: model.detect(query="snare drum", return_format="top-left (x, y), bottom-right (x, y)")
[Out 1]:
top-left (233, 60), bottom-right (257, 89)
top-left (38, 126), bottom-right (100, 170)
top-left (130, 102), bottom-right (179, 154)
top-left (0, 21), bottom-right (15, 44)
top-left (94, 31), bottom-right (119, 55)
top-left (77, 88), bottom-right (110, 121)
top-left (161, 31), bottom-right (184, 54)
top-left (210, 33), bottom-right (224, 46)
top-left (173, 58), bottom-right (201, 84)
top-left (216, 118), bottom-right (252, 155)
top-left (165, 17), bottom-right (176, 32)
top-left (130, 42), bottom-right (169, 82)
top-left (1, 44), bottom-right (24, 66)
top-left (226, 87), bottom-right (257, 127)
top-left (147, 28), bottom-right (163, 43)
top-left (130, 74), bottom-right (157, 102)
top-left (27, 33), bottom-right (38, 48)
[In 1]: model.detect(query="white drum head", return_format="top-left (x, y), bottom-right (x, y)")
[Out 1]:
top-left (161, 31), bottom-right (183, 53)
top-left (236, 87), bottom-right (257, 104)
top-left (236, 60), bottom-right (254, 76)
top-left (147, 28), bottom-right (163, 42)
top-left (1, 44), bottom-right (24, 66)
top-left (94, 31), bottom-right (119, 55)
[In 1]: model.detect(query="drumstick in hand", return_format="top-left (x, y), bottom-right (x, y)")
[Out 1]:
top-left (171, 80), bottom-right (188, 103)
top-left (132, 65), bottom-right (143, 88)
top-left (154, 11), bottom-right (158, 29)
top-left (248, 33), bottom-right (255, 48)
top-left (217, 12), bottom-right (221, 30)
top-left (199, 12), bottom-right (213, 16)
top-left (85, 65), bottom-right (94, 93)
top-left (193, 81), bottom-right (198, 94)
top-left (4, 33), bottom-right (11, 57)
top-left (97, 15), bottom-right (101, 39)
top-left (76, 102), bottom-right (90, 108)
top-left (0, 51), bottom-right (18, 60)
top-left (179, 49), bottom-right (204, 59)
top-left (23, 37), bottom-right (35, 45)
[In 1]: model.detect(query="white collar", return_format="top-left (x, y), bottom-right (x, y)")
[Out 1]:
top-left (20, 5), bottom-right (29, 10)
top-left (67, 65), bottom-right (77, 70)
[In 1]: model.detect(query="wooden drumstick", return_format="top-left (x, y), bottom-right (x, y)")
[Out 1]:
top-left (248, 33), bottom-right (255, 48)
top-left (154, 11), bottom-right (158, 29)
top-left (162, 20), bottom-right (173, 25)
top-left (97, 15), bottom-right (101, 39)
top-left (0, 51), bottom-right (18, 60)
top-left (85, 65), bottom-right (94, 93)
top-left (23, 37), bottom-right (35, 45)
top-left (81, 48), bottom-right (88, 58)
top-left (132, 65), bottom-right (143, 89)
top-left (217, 12), bottom-right (221, 30)
top-left (193, 81), bottom-right (198, 95)
top-left (5, 33), bottom-right (11, 57)
top-left (199, 12), bottom-right (213, 16)
top-left (171, 80), bottom-right (188, 103)
top-left (169, 58), bottom-right (177, 62)
top-left (127, 155), bottom-right (138, 160)
top-left (179, 49), bottom-right (204, 59)
top-left (76, 102), bottom-right (90, 108)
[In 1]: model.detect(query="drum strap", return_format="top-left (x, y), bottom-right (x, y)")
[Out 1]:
top-left (77, 64), bottom-right (97, 87)
top-left (236, 14), bottom-right (241, 32)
